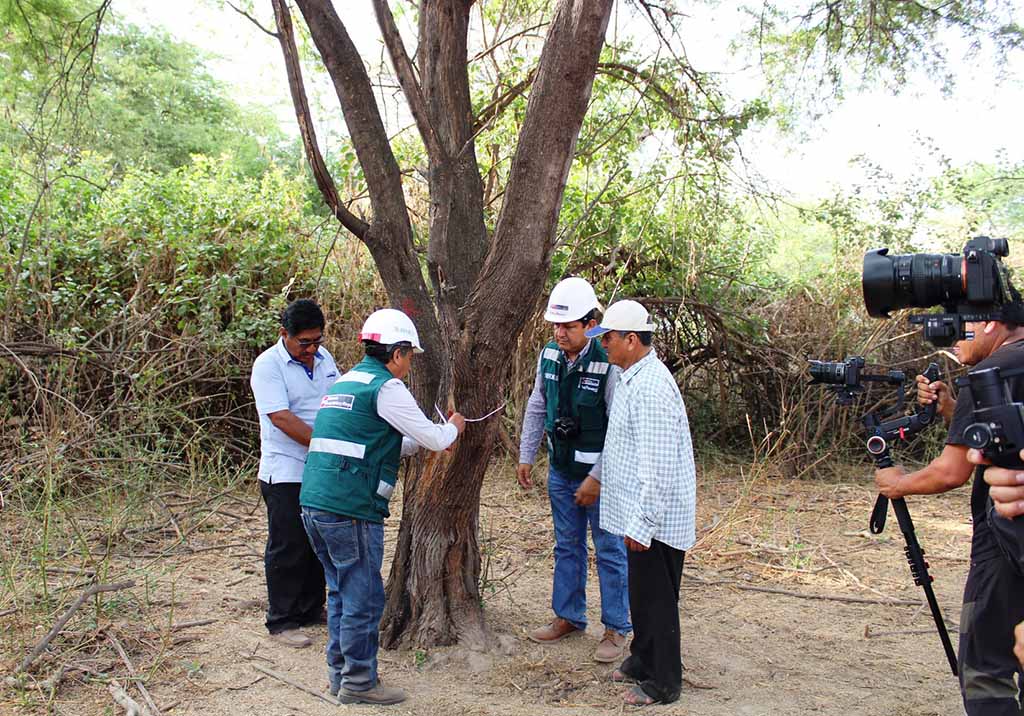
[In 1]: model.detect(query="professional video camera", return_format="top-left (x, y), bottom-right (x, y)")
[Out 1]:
top-left (862, 236), bottom-right (1021, 346)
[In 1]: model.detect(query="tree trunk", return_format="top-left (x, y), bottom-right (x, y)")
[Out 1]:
top-left (275, 0), bottom-right (613, 649)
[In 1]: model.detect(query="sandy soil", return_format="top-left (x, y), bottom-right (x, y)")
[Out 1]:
top-left (1, 458), bottom-right (974, 715)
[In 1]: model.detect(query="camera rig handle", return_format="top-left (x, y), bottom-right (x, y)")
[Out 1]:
top-left (868, 361), bottom-right (941, 532)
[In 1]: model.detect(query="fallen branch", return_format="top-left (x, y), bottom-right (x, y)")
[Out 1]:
top-left (685, 573), bottom-right (920, 606)
top-left (250, 662), bottom-right (340, 706)
top-left (106, 630), bottom-right (160, 716)
top-left (864, 624), bottom-right (959, 639)
top-left (169, 618), bottom-right (217, 632)
top-left (109, 678), bottom-right (153, 716)
top-left (16, 580), bottom-right (135, 674)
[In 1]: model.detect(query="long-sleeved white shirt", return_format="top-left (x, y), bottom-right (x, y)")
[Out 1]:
top-left (376, 379), bottom-right (458, 456)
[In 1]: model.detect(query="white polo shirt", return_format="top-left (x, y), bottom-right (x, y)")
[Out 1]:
top-left (250, 339), bottom-right (339, 483)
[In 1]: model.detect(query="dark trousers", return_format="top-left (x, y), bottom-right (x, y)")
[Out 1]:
top-left (958, 554), bottom-right (1024, 715)
top-left (620, 540), bottom-right (685, 704)
top-left (260, 480), bottom-right (326, 634)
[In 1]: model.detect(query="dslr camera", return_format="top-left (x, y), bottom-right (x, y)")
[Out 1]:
top-left (808, 355), bottom-right (905, 406)
top-left (862, 236), bottom-right (1020, 347)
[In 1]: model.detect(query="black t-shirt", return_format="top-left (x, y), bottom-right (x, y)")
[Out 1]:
top-left (947, 339), bottom-right (1024, 560)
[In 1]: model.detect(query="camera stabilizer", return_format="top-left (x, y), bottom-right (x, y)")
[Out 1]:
top-left (809, 358), bottom-right (958, 676)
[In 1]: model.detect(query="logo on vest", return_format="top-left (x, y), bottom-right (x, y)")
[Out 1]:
top-left (321, 394), bottom-right (355, 410)
top-left (579, 376), bottom-right (601, 393)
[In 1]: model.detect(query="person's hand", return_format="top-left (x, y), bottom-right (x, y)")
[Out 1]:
top-left (574, 476), bottom-right (600, 506)
top-left (516, 463), bottom-right (533, 490)
top-left (874, 466), bottom-right (905, 499)
top-left (448, 412), bottom-right (466, 434)
top-left (915, 375), bottom-right (954, 420)
top-left (624, 536), bottom-right (649, 552)
top-left (1015, 621), bottom-right (1024, 669)
top-left (968, 448), bottom-right (1024, 518)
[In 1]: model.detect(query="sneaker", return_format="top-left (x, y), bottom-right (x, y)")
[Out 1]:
top-left (528, 617), bottom-right (581, 644)
top-left (268, 629), bottom-right (311, 649)
top-left (338, 685), bottom-right (407, 705)
top-left (594, 629), bottom-right (628, 663)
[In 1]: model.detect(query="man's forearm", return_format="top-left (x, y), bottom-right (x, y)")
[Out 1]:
top-left (269, 410), bottom-right (312, 447)
top-left (880, 451), bottom-right (971, 499)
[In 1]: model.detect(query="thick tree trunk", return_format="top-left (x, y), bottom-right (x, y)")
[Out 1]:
top-left (382, 0), bottom-right (614, 649)
top-left (275, 0), bottom-right (613, 649)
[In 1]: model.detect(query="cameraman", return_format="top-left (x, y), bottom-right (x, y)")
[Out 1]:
top-left (875, 318), bottom-right (1024, 716)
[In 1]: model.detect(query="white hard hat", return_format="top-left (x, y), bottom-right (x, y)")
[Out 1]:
top-left (584, 300), bottom-right (655, 337)
top-left (359, 309), bottom-right (424, 353)
top-left (543, 277), bottom-right (602, 323)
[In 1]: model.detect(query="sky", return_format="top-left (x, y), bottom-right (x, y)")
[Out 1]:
top-left (116, 1), bottom-right (1024, 201)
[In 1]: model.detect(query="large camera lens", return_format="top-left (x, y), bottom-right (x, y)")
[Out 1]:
top-left (807, 360), bottom-right (847, 384)
top-left (862, 248), bottom-right (965, 318)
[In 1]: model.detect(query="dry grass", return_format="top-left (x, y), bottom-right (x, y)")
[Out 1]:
top-left (1, 451), bottom-right (969, 715)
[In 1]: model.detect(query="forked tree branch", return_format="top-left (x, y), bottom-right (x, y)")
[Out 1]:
top-left (270, 0), bottom-right (369, 240)
top-left (371, 0), bottom-right (444, 160)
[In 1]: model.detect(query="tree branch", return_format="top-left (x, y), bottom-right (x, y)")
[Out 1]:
top-left (270, 0), bottom-right (369, 240)
top-left (372, 0), bottom-right (444, 159)
top-left (227, 1), bottom-right (279, 38)
top-left (472, 68), bottom-right (536, 134)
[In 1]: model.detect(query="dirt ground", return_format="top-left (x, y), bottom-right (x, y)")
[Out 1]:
top-left (1, 457), bottom-right (974, 715)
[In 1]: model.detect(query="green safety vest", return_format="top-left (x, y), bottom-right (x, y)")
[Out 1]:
top-left (300, 356), bottom-right (403, 523)
top-left (541, 339), bottom-right (611, 480)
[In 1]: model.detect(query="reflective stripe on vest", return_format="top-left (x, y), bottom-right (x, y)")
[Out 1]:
top-left (308, 437), bottom-right (366, 460)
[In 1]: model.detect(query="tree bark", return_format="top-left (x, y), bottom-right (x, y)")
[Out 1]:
top-left (274, 0), bottom-right (613, 649)
top-left (289, 0), bottom-right (447, 404)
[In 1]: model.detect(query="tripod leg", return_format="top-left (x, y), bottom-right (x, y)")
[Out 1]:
top-left (891, 497), bottom-right (959, 677)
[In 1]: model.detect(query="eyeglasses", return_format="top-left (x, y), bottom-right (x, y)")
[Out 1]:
top-left (293, 336), bottom-right (325, 348)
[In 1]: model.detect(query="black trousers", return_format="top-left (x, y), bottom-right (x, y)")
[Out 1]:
top-left (958, 553), bottom-right (1024, 715)
top-left (620, 540), bottom-right (685, 704)
top-left (260, 480), bottom-right (326, 634)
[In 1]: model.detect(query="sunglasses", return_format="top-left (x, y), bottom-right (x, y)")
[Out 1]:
top-left (293, 336), bottom-right (325, 348)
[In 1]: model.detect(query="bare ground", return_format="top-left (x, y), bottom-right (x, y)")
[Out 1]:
top-left (1, 457), bottom-right (972, 715)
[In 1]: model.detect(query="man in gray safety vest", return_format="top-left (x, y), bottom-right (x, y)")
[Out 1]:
top-left (300, 308), bottom-right (466, 706)
top-left (517, 277), bottom-right (631, 663)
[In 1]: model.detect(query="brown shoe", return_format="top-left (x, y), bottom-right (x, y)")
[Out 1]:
top-left (528, 617), bottom-right (580, 643)
top-left (338, 685), bottom-right (407, 705)
top-left (268, 629), bottom-right (311, 649)
top-left (595, 629), bottom-right (628, 663)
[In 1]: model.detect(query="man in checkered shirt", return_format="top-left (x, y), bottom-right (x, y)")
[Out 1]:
top-left (585, 299), bottom-right (697, 707)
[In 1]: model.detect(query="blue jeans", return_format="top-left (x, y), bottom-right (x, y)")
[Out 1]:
top-left (301, 507), bottom-right (384, 694)
top-left (548, 466), bottom-right (631, 633)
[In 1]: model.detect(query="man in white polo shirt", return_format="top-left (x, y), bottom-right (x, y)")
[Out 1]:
top-left (250, 299), bottom-right (339, 648)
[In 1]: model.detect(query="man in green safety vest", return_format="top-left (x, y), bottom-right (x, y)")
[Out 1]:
top-left (300, 308), bottom-right (466, 706)
top-left (517, 277), bottom-right (631, 663)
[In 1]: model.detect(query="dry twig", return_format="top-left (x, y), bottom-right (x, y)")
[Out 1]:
top-left (250, 662), bottom-right (340, 706)
top-left (16, 580), bottom-right (134, 674)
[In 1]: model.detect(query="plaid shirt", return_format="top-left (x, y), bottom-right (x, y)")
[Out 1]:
top-left (599, 350), bottom-right (697, 551)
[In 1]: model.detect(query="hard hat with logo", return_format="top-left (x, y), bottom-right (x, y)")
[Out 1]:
top-left (359, 308), bottom-right (424, 353)
top-left (543, 277), bottom-right (602, 323)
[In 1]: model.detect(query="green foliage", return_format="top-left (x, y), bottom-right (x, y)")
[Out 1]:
top-left (0, 1), bottom-right (291, 176)
top-left (753, 0), bottom-right (1024, 104)
top-left (1, 151), bottom-right (354, 345)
